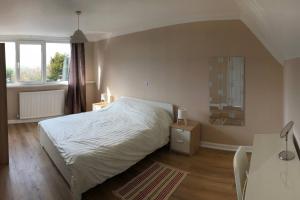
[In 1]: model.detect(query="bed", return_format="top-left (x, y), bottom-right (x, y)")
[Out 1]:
top-left (38, 97), bottom-right (173, 200)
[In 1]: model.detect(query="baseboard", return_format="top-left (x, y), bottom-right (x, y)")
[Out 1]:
top-left (8, 116), bottom-right (62, 124)
top-left (200, 141), bottom-right (253, 152)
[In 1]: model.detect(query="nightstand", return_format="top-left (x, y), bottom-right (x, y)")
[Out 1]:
top-left (92, 102), bottom-right (108, 111)
top-left (170, 120), bottom-right (201, 155)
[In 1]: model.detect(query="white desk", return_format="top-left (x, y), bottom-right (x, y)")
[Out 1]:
top-left (245, 134), bottom-right (300, 200)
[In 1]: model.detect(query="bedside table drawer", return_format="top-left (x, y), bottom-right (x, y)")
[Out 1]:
top-left (171, 128), bottom-right (191, 154)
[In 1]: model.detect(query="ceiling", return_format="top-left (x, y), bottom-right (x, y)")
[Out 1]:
top-left (0, 0), bottom-right (299, 62)
top-left (236, 0), bottom-right (300, 62)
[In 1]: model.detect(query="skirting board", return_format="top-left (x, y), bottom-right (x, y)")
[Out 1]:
top-left (8, 116), bottom-right (63, 124)
top-left (200, 141), bottom-right (253, 152)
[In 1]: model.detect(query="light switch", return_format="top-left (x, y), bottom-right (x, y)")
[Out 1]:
top-left (144, 81), bottom-right (150, 87)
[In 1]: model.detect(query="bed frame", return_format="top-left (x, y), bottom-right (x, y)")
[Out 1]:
top-left (39, 96), bottom-right (174, 186)
top-left (39, 127), bottom-right (72, 185)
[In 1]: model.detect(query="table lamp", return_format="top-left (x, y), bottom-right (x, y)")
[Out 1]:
top-left (177, 108), bottom-right (187, 126)
top-left (100, 93), bottom-right (107, 102)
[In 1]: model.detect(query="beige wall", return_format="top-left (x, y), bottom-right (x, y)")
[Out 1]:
top-left (284, 57), bottom-right (300, 137)
top-left (95, 20), bottom-right (283, 145)
top-left (85, 42), bottom-right (97, 111)
top-left (7, 42), bottom-right (97, 120)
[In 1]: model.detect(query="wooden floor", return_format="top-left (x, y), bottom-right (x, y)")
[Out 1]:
top-left (0, 123), bottom-right (237, 200)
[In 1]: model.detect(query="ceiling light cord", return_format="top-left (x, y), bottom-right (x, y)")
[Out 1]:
top-left (76, 11), bottom-right (81, 30)
top-left (70, 10), bottom-right (88, 43)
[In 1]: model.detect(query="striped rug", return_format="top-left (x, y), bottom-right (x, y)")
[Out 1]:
top-left (113, 162), bottom-right (188, 200)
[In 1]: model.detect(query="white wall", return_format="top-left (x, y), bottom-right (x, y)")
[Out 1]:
top-left (95, 20), bottom-right (284, 146)
top-left (284, 57), bottom-right (300, 139)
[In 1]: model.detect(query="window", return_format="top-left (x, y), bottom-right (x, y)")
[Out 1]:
top-left (19, 43), bottom-right (42, 82)
top-left (2, 42), bottom-right (16, 83)
top-left (46, 43), bottom-right (70, 82)
top-left (1, 40), bottom-right (70, 84)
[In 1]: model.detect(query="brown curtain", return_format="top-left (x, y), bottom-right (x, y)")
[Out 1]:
top-left (66, 43), bottom-right (86, 114)
top-left (0, 43), bottom-right (9, 164)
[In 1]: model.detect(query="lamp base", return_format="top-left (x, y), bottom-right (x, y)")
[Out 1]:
top-left (177, 119), bottom-right (187, 126)
top-left (279, 151), bottom-right (295, 161)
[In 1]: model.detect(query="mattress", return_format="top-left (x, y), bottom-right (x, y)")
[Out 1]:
top-left (38, 97), bottom-right (173, 199)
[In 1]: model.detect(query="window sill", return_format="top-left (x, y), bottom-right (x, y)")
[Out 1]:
top-left (7, 81), bottom-right (68, 89)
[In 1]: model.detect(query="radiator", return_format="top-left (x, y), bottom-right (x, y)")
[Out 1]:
top-left (19, 90), bottom-right (65, 119)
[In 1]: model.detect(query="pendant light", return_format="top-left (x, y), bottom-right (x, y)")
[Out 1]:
top-left (70, 11), bottom-right (88, 43)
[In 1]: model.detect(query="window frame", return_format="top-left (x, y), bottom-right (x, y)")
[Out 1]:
top-left (1, 38), bottom-right (70, 86)
top-left (45, 42), bottom-right (71, 83)
top-left (2, 40), bottom-right (17, 84)
top-left (17, 40), bottom-right (45, 84)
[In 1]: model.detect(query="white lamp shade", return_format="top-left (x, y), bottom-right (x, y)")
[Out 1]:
top-left (70, 29), bottom-right (88, 43)
top-left (101, 93), bottom-right (107, 102)
top-left (177, 108), bottom-right (187, 120)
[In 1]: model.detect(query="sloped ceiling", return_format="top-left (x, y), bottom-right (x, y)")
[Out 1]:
top-left (0, 0), bottom-right (299, 62)
top-left (236, 0), bottom-right (300, 62)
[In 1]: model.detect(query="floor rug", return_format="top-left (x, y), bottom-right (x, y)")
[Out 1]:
top-left (113, 162), bottom-right (188, 200)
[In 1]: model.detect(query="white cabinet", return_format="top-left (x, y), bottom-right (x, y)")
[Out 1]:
top-left (171, 128), bottom-right (191, 154)
top-left (170, 120), bottom-right (200, 155)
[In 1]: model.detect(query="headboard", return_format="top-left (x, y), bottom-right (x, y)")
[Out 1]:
top-left (120, 96), bottom-right (174, 120)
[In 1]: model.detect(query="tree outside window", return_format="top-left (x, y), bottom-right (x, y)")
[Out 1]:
top-left (46, 43), bottom-right (71, 82)
top-left (47, 53), bottom-right (69, 81)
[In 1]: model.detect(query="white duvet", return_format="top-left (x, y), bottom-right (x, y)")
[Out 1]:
top-left (39, 98), bottom-right (172, 199)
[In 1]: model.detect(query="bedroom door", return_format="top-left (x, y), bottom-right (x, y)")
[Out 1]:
top-left (0, 43), bottom-right (8, 165)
